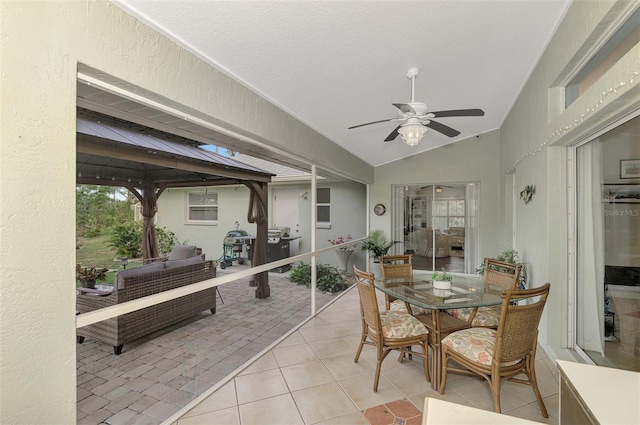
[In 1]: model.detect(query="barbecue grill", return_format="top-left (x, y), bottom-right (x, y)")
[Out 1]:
top-left (220, 228), bottom-right (253, 269)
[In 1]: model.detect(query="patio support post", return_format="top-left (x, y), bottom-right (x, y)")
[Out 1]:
top-left (245, 181), bottom-right (270, 298)
top-left (128, 182), bottom-right (165, 262)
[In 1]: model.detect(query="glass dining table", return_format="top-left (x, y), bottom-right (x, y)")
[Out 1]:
top-left (374, 272), bottom-right (503, 390)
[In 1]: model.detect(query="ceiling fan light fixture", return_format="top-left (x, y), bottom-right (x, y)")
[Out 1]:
top-left (398, 123), bottom-right (427, 147)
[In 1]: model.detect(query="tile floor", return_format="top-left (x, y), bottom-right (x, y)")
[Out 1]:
top-left (172, 285), bottom-right (560, 425)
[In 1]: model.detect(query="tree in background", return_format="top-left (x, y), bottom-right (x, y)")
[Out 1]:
top-left (76, 185), bottom-right (134, 237)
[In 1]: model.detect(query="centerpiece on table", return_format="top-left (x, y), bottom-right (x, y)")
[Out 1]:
top-left (76, 264), bottom-right (109, 289)
top-left (432, 268), bottom-right (453, 291)
top-left (329, 235), bottom-right (356, 275)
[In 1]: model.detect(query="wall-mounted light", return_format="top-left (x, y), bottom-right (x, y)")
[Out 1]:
top-left (300, 191), bottom-right (308, 200)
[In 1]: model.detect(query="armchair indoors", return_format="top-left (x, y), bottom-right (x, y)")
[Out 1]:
top-left (380, 255), bottom-right (429, 315)
top-left (353, 266), bottom-right (430, 391)
top-left (440, 283), bottom-right (551, 417)
top-left (447, 226), bottom-right (465, 250)
top-left (416, 228), bottom-right (451, 258)
top-left (448, 258), bottom-right (522, 327)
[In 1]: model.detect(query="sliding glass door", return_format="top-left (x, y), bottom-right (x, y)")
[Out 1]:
top-left (392, 182), bottom-right (478, 273)
top-left (573, 114), bottom-right (640, 372)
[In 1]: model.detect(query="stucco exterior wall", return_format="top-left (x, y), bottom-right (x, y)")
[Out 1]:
top-left (371, 130), bottom-right (503, 263)
top-left (157, 185), bottom-right (258, 261)
top-left (298, 180), bottom-right (368, 270)
top-left (157, 181), bottom-right (368, 271)
top-left (0, 0), bottom-right (371, 422)
top-left (500, 0), bottom-right (640, 359)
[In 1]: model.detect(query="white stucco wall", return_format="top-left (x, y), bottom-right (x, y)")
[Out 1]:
top-left (0, 1), bottom-right (371, 422)
top-left (157, 185), bottom-right (258, 261)
top-left (371, 130), bottom-right (503, 263)
top-left (500, 0), bottom-right (640, 360)
top-left (298, 180), bottom-right (369, 270)
top-left (156, 180), bottom-right (368, 271)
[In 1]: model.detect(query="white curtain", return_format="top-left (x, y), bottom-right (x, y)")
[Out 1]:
top-left (465, 183), bottom-right (479, 273)
top-left (392, 185), bottom-right (406, 255)
top-left (577, 140), bottom-right (605, 355)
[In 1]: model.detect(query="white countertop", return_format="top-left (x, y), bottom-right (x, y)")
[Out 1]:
top-left (422, 398), bottom-right (539, 424)
top-left (557, 360), bottom-right (640, 424)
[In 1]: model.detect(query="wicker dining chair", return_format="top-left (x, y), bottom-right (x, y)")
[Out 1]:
top-left (440, 283), bottom-right (551, 417)
top-left (380, 255), bottom-right (412, 310)
top-left (448, 258), bottom-right (522, 328)
top-left (353, 266), bottom-right (430, 391)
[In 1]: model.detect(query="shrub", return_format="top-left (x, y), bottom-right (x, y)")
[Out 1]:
top-left (289, 262), bottom-right (348, 294)
top-left (156, 226), bottom-right (185, 255)
top-left (109, 222), bottom-right (143, 258)
top-left (109, 223), bottom-right (185, 258)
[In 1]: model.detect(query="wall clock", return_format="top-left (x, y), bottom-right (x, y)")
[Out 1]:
top-left (374, 203), bottom-right (386, 216)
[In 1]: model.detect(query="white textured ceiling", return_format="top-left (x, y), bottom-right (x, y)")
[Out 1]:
top-left (111, 0), bottom-right (571, 167)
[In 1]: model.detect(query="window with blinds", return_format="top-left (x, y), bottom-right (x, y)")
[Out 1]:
top-left (187, 192), bottom-right (218, 223)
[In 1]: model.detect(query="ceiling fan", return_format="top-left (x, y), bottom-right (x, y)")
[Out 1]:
top-left (420, 184), bottom-right (455, 192)
top-left (348, 68), bottom-right (485, 146)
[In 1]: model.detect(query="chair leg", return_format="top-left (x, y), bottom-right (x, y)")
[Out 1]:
top-left (373, 346), bottom-right (386, 392)
top-left (491, 376), bottom-right (502, 413)
top-left (527, 357), bottom-right (549, 418)
top-left (354, 335), bottom-right (366, 363)
top-left (422, 343), bottom-right (430, 383)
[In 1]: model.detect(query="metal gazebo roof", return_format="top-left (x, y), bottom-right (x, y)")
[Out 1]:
top-left (76, 109), bottom-right (274, 189)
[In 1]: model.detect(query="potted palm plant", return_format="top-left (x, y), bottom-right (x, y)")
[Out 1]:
top-left (360, 229), bottom-right (399, 262)
top-left (360, 230), bottom-right (400, 277)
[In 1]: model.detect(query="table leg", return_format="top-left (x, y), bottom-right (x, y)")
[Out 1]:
top-left (431, 309), bottom-right (442, 391)
top-left (415, 310), bottom-right (468, 391)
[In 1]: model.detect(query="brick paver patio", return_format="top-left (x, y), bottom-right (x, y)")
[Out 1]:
top-left (76, 269), bottom-right (343, 425)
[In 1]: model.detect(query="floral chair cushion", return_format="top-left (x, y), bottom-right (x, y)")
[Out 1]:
top-left (448, 306), bottom-right (499, 327)
top-left (380, 310), bottom-right (428, 339)
top-left (442, 328), bottom-right (519, 366)
top-left (469, 306), bottom-right (499, 327)
top-left (447, 307), bottom-right (474, 322)
top-left (390, 299), bottom-right (429, 315)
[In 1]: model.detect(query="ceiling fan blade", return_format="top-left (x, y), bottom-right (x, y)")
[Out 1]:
top-left (430, 109), bottom-right (485, 118)
top-left (392, 103), bottom-right (416, 114)
top-left (384, 125), bottom-right (401, 142)
top-left (348, 118), bottom-right (394, 130)
top-left (425, 120), bottom-right (461, 137)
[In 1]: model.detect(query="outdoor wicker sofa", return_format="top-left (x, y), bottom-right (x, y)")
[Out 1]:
top-left (76, 255), bottom-right (217, 355)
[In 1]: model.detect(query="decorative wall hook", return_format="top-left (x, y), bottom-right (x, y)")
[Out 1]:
top-left (520, 185), bottom-right (536, 204)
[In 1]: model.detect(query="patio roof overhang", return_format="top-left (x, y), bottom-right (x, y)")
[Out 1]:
top-left (76, 109), bottom-right (274, 189)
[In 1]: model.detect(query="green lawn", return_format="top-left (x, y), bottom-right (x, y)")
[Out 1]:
top-left (76, 234), bottom-right (142, 285)
top-left (76, 235), bottom-right (120, 269)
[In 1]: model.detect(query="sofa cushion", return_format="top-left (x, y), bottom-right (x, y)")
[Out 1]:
top-left (116, 261), bottom-right (165, 289)
top-left (448, 227), bottom-right (465, 237)
top-left (165, 255), bottom-right (203, 269)
top-left (168, 244), bottom-right (197, 260)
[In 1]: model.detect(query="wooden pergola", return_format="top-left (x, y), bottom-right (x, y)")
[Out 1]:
top-left (76, 109), bottom-right (275, 298)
